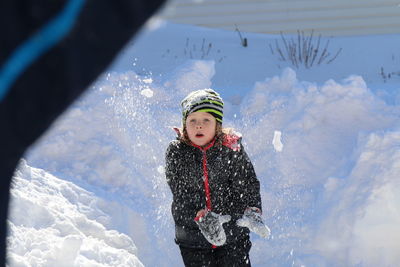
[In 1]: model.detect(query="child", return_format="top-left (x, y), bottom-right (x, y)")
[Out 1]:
top-left (165, 89), bottom-right (270, 267)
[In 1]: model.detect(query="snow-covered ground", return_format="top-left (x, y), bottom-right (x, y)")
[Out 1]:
top-left (7, 18), bottom-right (400, 267)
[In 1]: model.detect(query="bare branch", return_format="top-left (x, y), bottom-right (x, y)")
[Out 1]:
top-left (269, 30), bottom-right (341, 69)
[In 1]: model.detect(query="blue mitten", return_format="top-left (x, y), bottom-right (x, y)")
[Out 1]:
top-left (195, 211), bottom-right (231, 246)
top-left (236, 207), bottom-right (270, 238)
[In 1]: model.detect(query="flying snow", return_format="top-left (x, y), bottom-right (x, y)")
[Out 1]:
top-left (272, 131), bottom-right (283, 152)
top-left (140, 88), bottom-right (154, 98)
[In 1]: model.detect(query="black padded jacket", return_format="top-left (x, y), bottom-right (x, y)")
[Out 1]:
top-left (165, 133), bottom-right (262, 249)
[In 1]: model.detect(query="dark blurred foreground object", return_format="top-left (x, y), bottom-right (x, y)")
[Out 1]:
top-left (0, 0), bottom-right (166, 265)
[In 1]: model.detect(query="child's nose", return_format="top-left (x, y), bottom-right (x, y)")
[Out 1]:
top-left (195, 121), bottom-right (203, 128)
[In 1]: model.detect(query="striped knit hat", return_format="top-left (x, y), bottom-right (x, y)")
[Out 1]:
top-left (181, 89), bottom-right (224, 124)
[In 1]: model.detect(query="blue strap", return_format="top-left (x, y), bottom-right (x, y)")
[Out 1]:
top-left (0, 0), bottom-right (86, 102)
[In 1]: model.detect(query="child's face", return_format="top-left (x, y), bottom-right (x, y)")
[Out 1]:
top-left (186, 111), bottom-right (217, 147)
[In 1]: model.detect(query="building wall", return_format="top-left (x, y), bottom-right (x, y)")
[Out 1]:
top-left (159, 0), bottom-right (400, 36)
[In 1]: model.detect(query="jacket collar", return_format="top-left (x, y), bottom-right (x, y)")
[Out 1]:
top-left (190, 138), bottom-right (216, 152)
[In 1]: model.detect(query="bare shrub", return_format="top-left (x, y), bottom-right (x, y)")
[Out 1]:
top-left (269, 30), bottom-right (342, 69)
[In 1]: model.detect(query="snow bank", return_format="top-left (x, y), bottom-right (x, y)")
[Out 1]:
top-left (313, 130), bottom-right (400, 266)
top-left (8, 160), bottom-right (143, 267)
top-left (239, 68), bottom-right (400, 266)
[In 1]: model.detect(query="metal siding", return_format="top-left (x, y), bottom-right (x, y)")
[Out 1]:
top-left (159, 0), bottom-right (400, 35)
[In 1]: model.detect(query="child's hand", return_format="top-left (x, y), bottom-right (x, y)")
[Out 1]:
top-left (236, 207), bottom-right (271, 238)
top-left (194, 210), bottom-right (231, 246)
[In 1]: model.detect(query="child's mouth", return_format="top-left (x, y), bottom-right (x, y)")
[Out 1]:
top-left (195, 133), bottom-right (204, 138)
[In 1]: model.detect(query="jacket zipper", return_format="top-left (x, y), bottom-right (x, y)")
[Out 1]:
top-left (192, 139), bottom-right (217, 248)
top-left (192, 139), bottom-right (215, 211)
top-left (202, 150), bottom-right (212, 211)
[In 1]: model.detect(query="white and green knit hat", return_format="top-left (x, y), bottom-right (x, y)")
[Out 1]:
top-left (181, 89), bottom-right (224, 124)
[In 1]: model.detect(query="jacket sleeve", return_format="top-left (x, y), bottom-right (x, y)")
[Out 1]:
top-left (165, 142), bottom-right (180, 194)
top-left (234, 143), bottom-right (262, 212)
top-left (165, 142), bottom-right (199, 227)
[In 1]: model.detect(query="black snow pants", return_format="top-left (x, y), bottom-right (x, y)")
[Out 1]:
top-left (179, 239), bottom-right (252, 267)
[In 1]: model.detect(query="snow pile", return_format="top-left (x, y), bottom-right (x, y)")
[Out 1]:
top-left (313, 130), bottom-right (400, 266)
top-left (24, 70), bottom-right (180, 266)
top-left (8, 160), bottom-right (143, 267)
top-left (238, 68), bottom-right (400, 266)
top-left (242, 69), bottom-right (397, 184)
